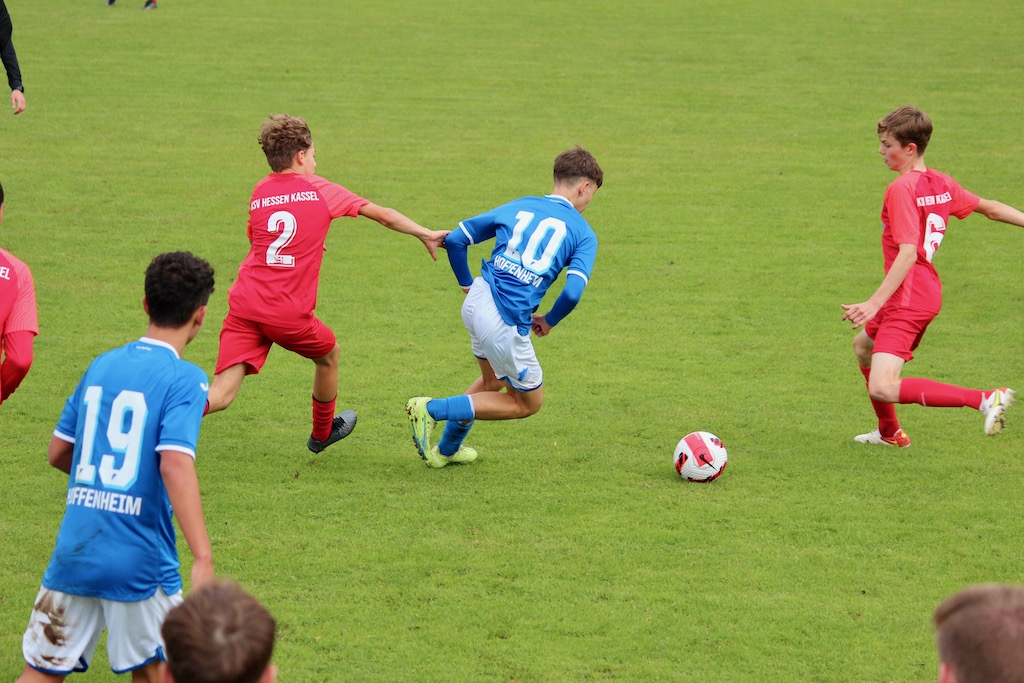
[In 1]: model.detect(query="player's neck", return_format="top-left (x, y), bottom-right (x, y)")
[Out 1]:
top-left (898, 158), bottom-right (927, 176)
top-left (143, 324), bottom-right (190, 357)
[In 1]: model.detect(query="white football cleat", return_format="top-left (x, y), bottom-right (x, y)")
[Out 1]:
top-left (981, 388), bottom-right (1015, 436)
top-left (854, 428), bottom-right (911, 448)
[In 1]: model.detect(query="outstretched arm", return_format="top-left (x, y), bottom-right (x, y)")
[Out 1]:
top-left (974, 198), bottom-right (1024, 227)
top-left (841, 242), bottom-right (917, 330)
top-left (358, 202), bottom-right (448, 261)
top-left (161, 450), bottom-right (214, 590)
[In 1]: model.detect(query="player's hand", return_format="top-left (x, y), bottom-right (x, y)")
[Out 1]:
top-left (531, 313), bottom-right (552, 337)
top-left (11, 90), bottom-right (25, 115)
top-left (422, 230), bottom-right (450, 261)
top-left (840, 301), bottom-right (878, 330)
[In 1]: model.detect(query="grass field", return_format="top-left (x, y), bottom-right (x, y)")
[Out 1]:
top-left (2, 1), bottom-right (1024, 680)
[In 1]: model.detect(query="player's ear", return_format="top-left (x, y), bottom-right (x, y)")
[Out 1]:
top-left (193, 304), bottom-right (208, 329)
top-left (262, 663), bottom-right (279, 683)
top-left (159, 662), bottom-right (175, 683)
top-left (142, 296), bottom-right (151, 316)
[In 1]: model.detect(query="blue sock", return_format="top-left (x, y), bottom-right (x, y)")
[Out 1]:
top-left (426, 395), bottom-right (475, 422)
top-left (438, 420), bottom-right (474, 456)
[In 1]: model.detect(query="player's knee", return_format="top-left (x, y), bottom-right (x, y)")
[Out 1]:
top-left (521, 403), bottom-right (541, 418)
top-left (515, 397), bottom-right (542, 418)
top-left (315, 344), bottom-right (340, 367)
top-left (867, 381), bottom-right (897, 404)
top-left (852, 337), bottom-right (872, 363)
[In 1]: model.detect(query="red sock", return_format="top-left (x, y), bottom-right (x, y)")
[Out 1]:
top-left (898, 378), bottom-right (983, 409)
top-left (203, 400), bottom-right (210, 416)
top-left (860, 365), bottom-right (900, 437)
top-left (312, 394), bottom-right (336, 441)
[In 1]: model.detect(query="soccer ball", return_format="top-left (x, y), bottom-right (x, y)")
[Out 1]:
top-left (674, 431), bottom-right (728, 482)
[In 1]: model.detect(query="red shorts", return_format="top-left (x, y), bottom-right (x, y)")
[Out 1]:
top-left (215, 312), bottom-right (337, 375)
top-left (865, 306), bottom-right (936, 362)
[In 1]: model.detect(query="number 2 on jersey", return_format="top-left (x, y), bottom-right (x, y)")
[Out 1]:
top-left (265, 210), bottom-right (297, 267)
top-left (75, 386), bottom-right (148, 491)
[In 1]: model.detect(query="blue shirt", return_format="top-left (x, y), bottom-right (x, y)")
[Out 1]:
top-left (448, 194), bottom-right (598, 334)
top-left (43, 338), bottom-right (209, 602)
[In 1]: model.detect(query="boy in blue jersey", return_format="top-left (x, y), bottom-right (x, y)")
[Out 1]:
top-left (407, 147), bottom-right (603, 467)
top-left (17, 252), bottom-right (216, 683)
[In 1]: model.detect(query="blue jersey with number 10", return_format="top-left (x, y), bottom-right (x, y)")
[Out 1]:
top-left (456, 194), bottom-right (598, 334)
top-left (42, 338), bottom-right (209, 602)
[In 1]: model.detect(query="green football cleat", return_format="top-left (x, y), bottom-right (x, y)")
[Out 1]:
top-left (406, 397), bottom-right (435, 458)
top-left (425, 444), bottom-right (478, 468)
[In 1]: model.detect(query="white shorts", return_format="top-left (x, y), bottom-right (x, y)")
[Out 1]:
top-left (22, 586), bottom-right (182, 675)
top-left (462, 278), bottom-right (542, 392)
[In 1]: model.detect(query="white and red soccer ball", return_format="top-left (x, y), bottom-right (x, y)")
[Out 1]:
top-left (674, 431), bottom-right (728, 482)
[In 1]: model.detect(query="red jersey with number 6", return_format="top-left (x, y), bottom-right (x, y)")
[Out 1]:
top-left (227, 173), bottom-right (368, 325)
top-left (879, 169), bottom-right (979, 312)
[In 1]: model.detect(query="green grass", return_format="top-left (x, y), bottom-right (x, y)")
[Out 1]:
top-left (3, 0), bottom-right (1024, 680)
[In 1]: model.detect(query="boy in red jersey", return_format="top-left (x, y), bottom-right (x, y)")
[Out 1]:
top-left (206, 115), bottom-right (448, 453)
top-left (842, 105), bottom-right (1024, 446)
top-left (0, 181), bottom-right (38, 408)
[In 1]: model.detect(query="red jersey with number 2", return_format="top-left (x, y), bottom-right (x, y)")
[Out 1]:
top-left (879, 169), bottom-right (979, 312)
top-left (227, 173), bottom-right (368, 325)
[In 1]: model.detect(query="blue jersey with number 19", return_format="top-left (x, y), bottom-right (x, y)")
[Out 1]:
top-left (454, 194), bottom-right (598, 335)
top-left (42, 338), bottom-right (209, 602)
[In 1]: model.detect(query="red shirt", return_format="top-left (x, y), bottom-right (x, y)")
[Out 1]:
top-left (0, 247), bottom-right (38, 335)
top-left (227, 173), bottom-right (368, 325)
top-left (880, 169), bottom-right (979, 312)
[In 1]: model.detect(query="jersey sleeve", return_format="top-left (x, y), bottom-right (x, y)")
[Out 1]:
top-left (949, 180), bottom-right (981, 220)
top-left (566, 229), bottom-right (598, 283)
top-left (445, 224), bottom-right (476, 287)
top-left (0, 2), bottom-right (23, 93)
top-left (7, 256), bottom-right (38, 334)
top-left (544, 273), bottom-right (587, 327)
top-left (54, 375), bottom-right (87, 442)
top-left (458, 206), bottom-right (502, 244)
top-left (307, 175), bottom-right (369, 219)
top-left (155, 364), bottom-right (209, 459)
top-left (0, 258), bottom-right (17, 333)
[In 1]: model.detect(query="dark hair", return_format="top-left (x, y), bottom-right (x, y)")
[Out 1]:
top-left (878, 105), bottom-right (932, 155)
top-left (162, 580), bottom-right (276, 683)
top-left (144, 252), bottom-right (215, 327)
top-left (934, 583), bottom-right (1024, 683)
top-left (553, 146), bottom-right (603, 189)
top-left (259, 114), bottom-right (313, 173)
top-left (0, 180), bottom-right (5, 206)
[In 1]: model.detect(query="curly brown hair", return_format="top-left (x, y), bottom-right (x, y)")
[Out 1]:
top-left (259, 114), bottom-right (313, 172)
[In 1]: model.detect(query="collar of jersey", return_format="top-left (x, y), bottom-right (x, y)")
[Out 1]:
top-left (545, 194), bottom-right (574, 208)
top-left (138, 336), bottom-right (180, 359)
